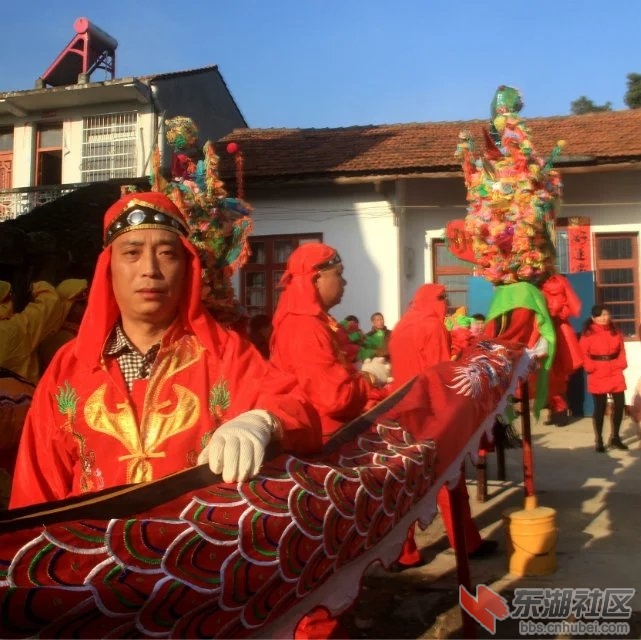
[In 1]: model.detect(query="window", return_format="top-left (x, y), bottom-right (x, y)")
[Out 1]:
top-left (555, 228), bottom-right (569, 274)
top-left (241, 234), bottom-right (322, 317)
top-left (81, 112), bottom-right (137, 182)
top-left (36, 123), bottom-right (62, 186)
top-left (594, 233), bottom-right (639, 338)
top-left (0, 127), bottom-right (13, 190)
top-left (433, 238), bottom-right (474, 313)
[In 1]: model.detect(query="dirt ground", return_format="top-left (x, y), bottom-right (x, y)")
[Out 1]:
top-left (334, 476), bottom-right (641, 639)
top-left (339, 566), bottom-right (641, 639)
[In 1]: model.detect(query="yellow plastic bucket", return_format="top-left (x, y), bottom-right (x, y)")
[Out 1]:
top-left (503, 505), bottom-right (558, 576)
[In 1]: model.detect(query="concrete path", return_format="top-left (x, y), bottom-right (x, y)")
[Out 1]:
top-left (342, 414), bottom-right (641, 638)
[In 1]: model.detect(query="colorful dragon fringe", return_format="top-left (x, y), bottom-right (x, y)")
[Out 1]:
top-left (151, 116), bottom-right (254, 325)
top-left (447, 86), bottom-right (564, 285)
top-left (0, 421), bottom-right (437, 639)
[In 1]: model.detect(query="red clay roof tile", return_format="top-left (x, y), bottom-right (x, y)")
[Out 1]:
top-left (217, 109), bottom-right (641, 180)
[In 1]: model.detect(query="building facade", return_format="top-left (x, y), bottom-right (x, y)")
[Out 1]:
top-left (220, 110), bottom-right (641, 403)
top-left (0, 66), bottom-right (246, 220)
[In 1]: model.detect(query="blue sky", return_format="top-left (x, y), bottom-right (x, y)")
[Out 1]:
top-left (1, 0), bottom-right (639, 129)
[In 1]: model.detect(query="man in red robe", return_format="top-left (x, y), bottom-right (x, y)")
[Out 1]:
top-left (388, 283), bottom-right (497, 564)
top-left (9, 192), bottom-right (322, 508)
top-left (270, 243), bottom-right (390, 639)
top-left (270, 243), bottom-right (389, 442)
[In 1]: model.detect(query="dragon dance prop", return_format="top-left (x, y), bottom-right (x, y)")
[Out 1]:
top-left (0, 340), bottom-right (531, 639)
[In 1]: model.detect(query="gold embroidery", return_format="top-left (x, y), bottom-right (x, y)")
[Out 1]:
top-left (84, 335), bottom-right (204, 484)
top-left (56, 382), bottom-right (99, 492)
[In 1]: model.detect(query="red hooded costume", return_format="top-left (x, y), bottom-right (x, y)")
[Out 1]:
top-left (270, 243), bottom-right (383, 442)
top-left (388, 283), bottom-right (483, 556)
top-left (270, 243), bottom-right (385, 639)
top-left (9, 192), bottom-right (321, 508)
top-left (541, 274), bottom-right (583, 414)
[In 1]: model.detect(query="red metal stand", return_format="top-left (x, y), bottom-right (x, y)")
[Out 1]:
top-left (40, 17), bottom-right (117, 87)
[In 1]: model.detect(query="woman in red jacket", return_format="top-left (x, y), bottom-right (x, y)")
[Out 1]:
top-left (579, 305), bottom-right (628, 452)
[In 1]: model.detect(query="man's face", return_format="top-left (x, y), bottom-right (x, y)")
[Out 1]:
top-left (372, 314), bottom-right (385, 330)
top-left (315, 264), bottom-right (346, 311)
top-left (110, 229), bottom-right (187, 329)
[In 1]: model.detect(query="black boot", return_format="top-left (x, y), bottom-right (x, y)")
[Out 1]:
top-left (609, 437), bottom-right (629, 451)
top-left (553, 410), bottom-right (569, 427)
top-left (610, 417), bottom-right (629, 450)
top-left (594, 421), bottom-right (605, 452)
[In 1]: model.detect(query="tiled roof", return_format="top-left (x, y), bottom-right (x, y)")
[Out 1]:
top-left (217, 109), bottom-right (641, 181)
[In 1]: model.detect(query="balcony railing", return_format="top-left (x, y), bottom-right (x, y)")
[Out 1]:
top-left (0, 184), bottom-right (86, 221)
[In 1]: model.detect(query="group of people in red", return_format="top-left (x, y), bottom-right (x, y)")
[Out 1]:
top-left (2, 194), bottom-right (500, 638)
top-left (2, 187), bottom-right (631, 639)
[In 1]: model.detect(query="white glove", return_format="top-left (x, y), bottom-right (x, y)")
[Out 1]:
top-left (197, 410), bottom-right (278, 482)
top-left (526, 336), bottom-right (549, 360)
top-left (361, 356), bottom-right (393, 386)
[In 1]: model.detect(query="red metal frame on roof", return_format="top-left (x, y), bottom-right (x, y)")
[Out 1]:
top-left (40, 17), bottom-right (117, 87)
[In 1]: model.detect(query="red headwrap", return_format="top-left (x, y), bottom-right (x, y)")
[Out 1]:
top-left (400, 284), bottom-right (448, 328)
top-left (75, 192), bottom-right (218, 367)
top-left (541, 274), bottom-right (581, 320)
top-left (271, 243), bottom-right (339, 331)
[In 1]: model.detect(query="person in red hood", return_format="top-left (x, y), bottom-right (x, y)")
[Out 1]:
top-left (270, 243), bottom-right (391, 639)
top-left (579, 305), bottom-right (628, 452)
top-left (9, 192), bottom-right (322, 508)
top-left (541, 274), bottom-right (583, 426)
top-left (388, 283), bottom-right (497, 565)
top-left (270, 243), bottom-right (390, 442)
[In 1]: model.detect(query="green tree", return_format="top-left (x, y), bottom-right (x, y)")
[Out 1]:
top-left (570, 96), bottom-right (613, 115)
top-left (624, 73), bottom-right (641, 109)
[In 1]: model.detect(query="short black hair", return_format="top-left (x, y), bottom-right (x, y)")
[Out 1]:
top-left (472, 313), bottom-right (486, 321)
top-left (344, 315), bottom-right (359, 323)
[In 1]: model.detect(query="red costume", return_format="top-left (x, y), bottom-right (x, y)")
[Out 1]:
top-left (270, 243), bottom-right (383, 639)
top-left (10, 193), bottom-right (321, 509)
top-left (270, 244), bottom-right (382, 442)
top-left (541, 275), bottom-right (582, 418)
top-left (388, 284), bottom-right (483, 558)
top-left (579, 324), bottom-right (627, 395)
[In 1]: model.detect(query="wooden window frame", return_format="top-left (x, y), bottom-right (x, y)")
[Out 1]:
top-left (0, 126), bottom-right (13, 190)
top-left (432, 238), bottom-right (474, 314)
top-left (594, 232), bottom-right (639, 340)
top-left (241, 233), bottom-right (323, 317)
top-left (35, 123), bottom-right (63, 186)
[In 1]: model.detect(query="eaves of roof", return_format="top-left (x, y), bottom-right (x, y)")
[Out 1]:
top-left (138, 65), bottom-right (220, 82)
top-left (216, 109), bottom-right (641, 183)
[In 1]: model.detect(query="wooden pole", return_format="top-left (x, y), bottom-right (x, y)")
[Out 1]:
top-left (519, 379), bottom-right (537, 508)
top-left (450, 464), bottom-right (478, 639)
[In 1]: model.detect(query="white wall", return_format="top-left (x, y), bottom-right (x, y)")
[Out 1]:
top-left (399, 176), bottom-right (468, 312)
top-left (10, 123), bottom-right (35, 187)
top-left (232, 186), bottom-right (401, 327)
